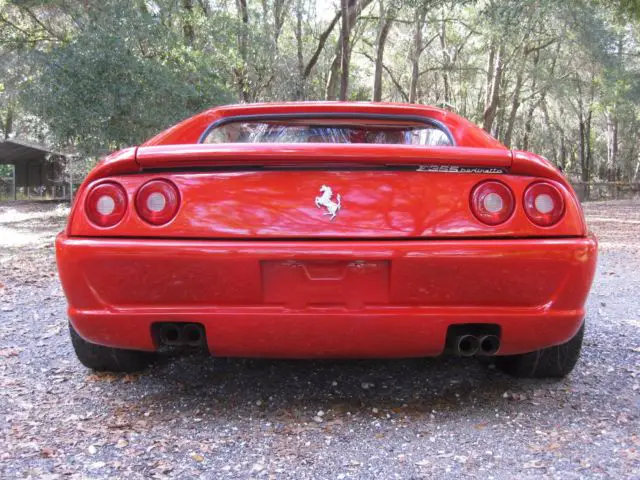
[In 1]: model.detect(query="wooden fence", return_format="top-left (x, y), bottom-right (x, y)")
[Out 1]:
top-left (571, 183), bottom-right (640, 202)
top-left (2, 177), bottom-right (639, 203)
top-left (0, 179), bottom-right (71, 201)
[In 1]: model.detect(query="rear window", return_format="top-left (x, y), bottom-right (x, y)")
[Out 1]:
top-left (201, 119), bottom-right (452, 146)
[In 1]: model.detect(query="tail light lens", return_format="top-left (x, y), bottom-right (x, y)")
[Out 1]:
top-left (85, 182), bottom-right (127, 227)
top-left (470, 180), bottom-right (515, 225)
top-left (135, 179), bottom-right (180, 225)
top-left (524, 182), bottom-right (565, 226)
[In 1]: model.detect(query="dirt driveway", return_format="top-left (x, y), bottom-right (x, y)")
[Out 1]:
top-left (1, 200), bottom-right (639, 479)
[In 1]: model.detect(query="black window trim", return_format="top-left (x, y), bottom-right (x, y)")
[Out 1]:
top-left (197, 113), bottom-right (456, 146)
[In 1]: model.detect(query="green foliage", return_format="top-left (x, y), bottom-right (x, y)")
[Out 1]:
top-left (17, 1), bottom-right (232, 155)
top-left (602, 0), bottom-right (640, 20)
top-left (0, 164), bottom-right (13, 177)
top-left (1, 0), bottom-right (640, 181)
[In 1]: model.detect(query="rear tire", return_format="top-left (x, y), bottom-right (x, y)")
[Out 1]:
top-left (496, 323), bottom-right (584, 378)
top-left (69, 323), bottom-right (155, 373)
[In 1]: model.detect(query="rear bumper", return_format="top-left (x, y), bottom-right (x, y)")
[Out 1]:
top-left (56, 234), bottom-right (597, 357)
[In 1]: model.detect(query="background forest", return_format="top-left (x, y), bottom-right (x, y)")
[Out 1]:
top-left (1, 0), bottom-right (640, 182)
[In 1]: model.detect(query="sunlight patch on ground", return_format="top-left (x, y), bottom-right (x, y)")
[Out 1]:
top-left (586, 217), bottom-right (640, 224)
top-left (0, 226), bottom-right (52, 247)
top-left (623, 318), bottom-right (640, 328)
top-left (0, 204), bottom-right (70, 225)
top-left (597, 241), bottom-right (640, 250)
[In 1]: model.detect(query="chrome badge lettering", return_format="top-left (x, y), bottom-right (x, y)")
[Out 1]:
top-left (315, 185), bottom-right (341, 220)
top-left (417, 165), bottom-right (506, 174)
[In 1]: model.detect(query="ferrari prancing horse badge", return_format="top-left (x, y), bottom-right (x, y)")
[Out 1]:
top-left (315, 185), bottom-right (341, 221)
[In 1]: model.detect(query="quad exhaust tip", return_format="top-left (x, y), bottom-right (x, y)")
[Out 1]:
top-left (182, 324), bottom-right (205, 347)
top-left (158, 324), bottom-right (181, 346)
top-left (456, 334), bottom-right (480, 357)
top-left (478, 334), bottom-right (500, 356)
top-left (454, 333), bottom-right (500, 357)
top-left (155, 322), bottom-right (206, 348)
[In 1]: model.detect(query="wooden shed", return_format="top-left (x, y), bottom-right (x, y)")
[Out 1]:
top-left (0, 139), bottom-right (70, 200)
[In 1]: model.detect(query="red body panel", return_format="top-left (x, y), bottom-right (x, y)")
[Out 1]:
top-left (57, 234), bottom-right (597, 357)
top-left (56, 102), bottom-right (597, 358)
top-left (135, 143), bottom-right (511, 169)
top-left (69, 171), bottom-right (585, 238)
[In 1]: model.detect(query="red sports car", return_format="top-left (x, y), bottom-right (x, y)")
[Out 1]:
top-left (56, 102), bottom-right (597, 378)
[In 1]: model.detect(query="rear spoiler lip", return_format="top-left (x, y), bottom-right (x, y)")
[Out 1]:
top-left (135, 144), bottom-right (513, 169)
top-left (81, 145), bottom-right (567, 184)
top-left (68, 145), bottom-right (581, 235)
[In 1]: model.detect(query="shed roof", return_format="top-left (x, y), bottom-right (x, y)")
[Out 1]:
top-left (0, 139), bottom-right (64, 165)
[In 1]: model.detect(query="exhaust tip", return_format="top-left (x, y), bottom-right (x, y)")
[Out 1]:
top-left (456, 334), bottom-right (480, 357)
top-left (159, 324), bottom-right (181, 345)
top-left (478, 335), bottom-right (500, 355)
top-left (154, 322), bottom-right (206, 348)
top-left (182, 324), bottom-right (204, 347)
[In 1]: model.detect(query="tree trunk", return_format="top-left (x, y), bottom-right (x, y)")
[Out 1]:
top-left (2, 106), bottom-right (13, 140)
top-left (522, 101), bottom-right (536, 151)
top-left (234, 0), bottom-right (250, 102)
top-left (182, 0), bottom-right (195, 46)
top-left (612, 116), bottom-right (618, 180)
top-left (303, 11), bottom-right (342, 81)
top-left (522, 50), bottom-right (540, 151)
top-left (273, 0), bottom-right (289, 51)
top-left (294, 0), bottom-right (305, 99)
top-left (325, 0), bottom-right (372, 101)
top-left (585, 109), bottom-right (592, 181)
top-left (339, 0), bottom-right (355, 100)
top-left (372, 1), bottom-right (393, 101)
top-left (607, 36), bottom-right (623, 181)
top-left (606, 110), bottom-right (618, 181)
top-left (483, 44), bottom-right (504, 132)
top-left (559, 133), bottom-right (567, 171)
top-left (523, 42), bottom-right (560, 150)
top-left (579, 115), bottom-right (587, 181)
top-left (409, 6), bottom-right (427, 103)
top-left (262, 0), bottom-right (289, 52)
top-left (484, 44), bottom-right (496, 115)
top-left (261, 1), bottom-right (270, 46)
top-left (439, 14), bottom-right (451, 104)
top-left (195, 0), bottom-right (209, 15)
top-left (503, 52), bottom-right (527, 148)
top-left (325, 49), bottom-right (342, 100)
top-left (578, 101), bottom-right (593, 183)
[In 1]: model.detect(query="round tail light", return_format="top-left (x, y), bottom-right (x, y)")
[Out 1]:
top-left (523, 182), bottom-right (565, 226)
top-left (470, 180), bottom-right (515, 225)
top-left (85, 182), bottom-right (127, 227)
top-left (135, 179), bottom-right (180, 225)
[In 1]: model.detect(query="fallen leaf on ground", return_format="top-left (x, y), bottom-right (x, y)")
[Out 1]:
top-left (0, 347), bottom-right (22, 357)
top-left (190, 453), bottom-right (204, 462)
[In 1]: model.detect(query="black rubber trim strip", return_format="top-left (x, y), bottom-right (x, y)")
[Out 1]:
top-left (143, 165), bottom-right (411, 173)
top-left (140, 165), bottom-right (508, 174)
top-left (67, 235), bottom-right (585, 242)
top-left (197, 113), bottom-right (456, 146)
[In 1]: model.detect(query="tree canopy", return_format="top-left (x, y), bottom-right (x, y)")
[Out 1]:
top-left (2, 0), bottom-right (640, 182)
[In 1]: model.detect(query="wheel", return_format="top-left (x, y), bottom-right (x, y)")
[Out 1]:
top-left (496, 323), bottom-right (584, 379)
top-left (69, 323), bottom-right (155, 373)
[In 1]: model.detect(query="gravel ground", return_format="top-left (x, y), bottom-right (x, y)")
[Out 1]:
top-left (0, 200), bottom-right (639, 479)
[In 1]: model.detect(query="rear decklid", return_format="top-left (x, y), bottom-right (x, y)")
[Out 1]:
top-left (68, 144), bottom-right (586, 238)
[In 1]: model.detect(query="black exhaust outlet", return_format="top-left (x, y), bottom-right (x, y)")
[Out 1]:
top-left (182, 324), bottom-right (205, 347)
top-left (153, 322), bottom-right (206, 348)
top-left (455, 334), bottom-right (480, 357)
top-left (478, 335), bottom-right (500, 355)
top-left (446, 324), bottom-right (501, 357)
top-left (159, 323), bottom-right (182, 346)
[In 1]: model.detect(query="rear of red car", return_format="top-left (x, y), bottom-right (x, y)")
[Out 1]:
top-left (56, 103), bottom-right (597, 377)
